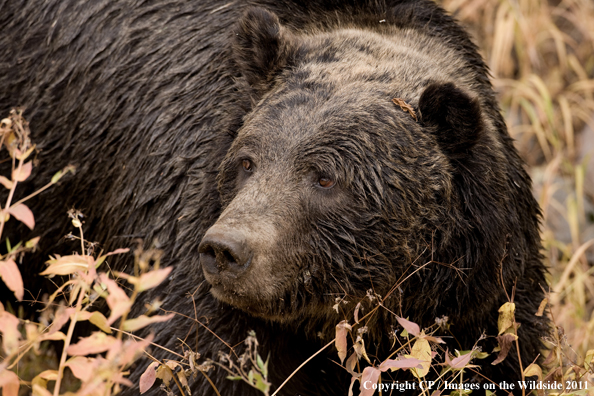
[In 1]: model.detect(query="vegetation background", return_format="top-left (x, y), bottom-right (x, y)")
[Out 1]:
top-left (1, 0), bottom-right (594, 395)
top-left (438, 0), bottom-right (594, 368)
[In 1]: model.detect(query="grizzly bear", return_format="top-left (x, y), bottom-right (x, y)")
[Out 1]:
top-left (0, 0), bottom-right (548, 395)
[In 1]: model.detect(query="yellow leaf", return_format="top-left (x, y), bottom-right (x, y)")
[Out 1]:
top-left (497, 302), bottom-right (515, 335)
top-left (408, 337), bottom-right (431, 378)
top-left (77, 311), bottom-right (112, 334)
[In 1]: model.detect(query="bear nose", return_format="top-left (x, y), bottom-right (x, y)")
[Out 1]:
top-left (199, 228), bottom-right (251, 275)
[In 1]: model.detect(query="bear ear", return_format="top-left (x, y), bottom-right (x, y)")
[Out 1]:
top-left (233, 7), bottom-right (296, 93)
top-left (418, 82), bottom-right (484, 158)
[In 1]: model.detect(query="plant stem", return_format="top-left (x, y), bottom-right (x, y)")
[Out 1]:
top-left (53, 283), bottom-right (85, 396)
top-left (0, 158), bottom-right (23, 238)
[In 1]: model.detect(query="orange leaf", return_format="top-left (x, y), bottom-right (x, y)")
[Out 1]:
top-left (446, 349), bottom-right (474, 369)
top-left (128, 267), bottom-right (172, 292)
top-left (335, 320), bottom-right (352, 364)
top-left (0, 369), bottom-right (20, 396)
top-left (64, 357), bottom-right (96, 382)
top-left (396, 316), bottom-right (420, 336)
top-left (122, 313), bottom-right (175, 332)
top-left (12, 161), bottom-right (32, 182)
top-left (139, 362), bottom-right (159, 394)
top-left (66, 332), bottom-right (117, 355)
top-left (99, 274), bottom-right (132, 325)
top-left (40, 255), bottom-right (93, 276)
top-left (115, 334), bottom-right (154, 367)
top-left (0, 259), bottom-right (24, 301)
top-left (8, 204), bottom-right (34, 229)
top-left (0, 176), bottom-right (13, 189)
top-left (47, 307), bottom-right (75, 336)
top-left (378, 357), bottom-right (424, 372)
top-left (0, 311), bottom-right (21, 354)
top-left (359, 366), bottom-right (381, 396)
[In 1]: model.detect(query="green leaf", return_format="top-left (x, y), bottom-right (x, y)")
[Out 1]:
top-left (226, 376), bottom-right (243, 381)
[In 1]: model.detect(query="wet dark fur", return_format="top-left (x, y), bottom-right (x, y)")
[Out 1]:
top-left (0, 1), bottom-right (548, 395)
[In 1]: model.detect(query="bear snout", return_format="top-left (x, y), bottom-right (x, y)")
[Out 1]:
top-left (199, 227), bottom-right (252, 278)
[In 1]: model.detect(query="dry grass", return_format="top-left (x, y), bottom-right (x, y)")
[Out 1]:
top-left (440, 0), bottom-right (594, 372)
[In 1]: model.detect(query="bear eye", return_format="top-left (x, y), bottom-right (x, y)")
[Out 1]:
top-left (242, 159), bottom-right (253, 172)
top-left (318, 177), bottom-right (335, 189)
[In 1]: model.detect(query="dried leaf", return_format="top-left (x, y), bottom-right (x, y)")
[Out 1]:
top-left (17, 146), bottom-right (35, 161)
top-left (396, 316), bottom-right (420, 336)
top-left (345, 352), bottom-right (358, 376)
top-left (535, 297), bottom-right (548, 316)
top-left (359, 366), bottom-right (381, 396)
top-left (40, 255), bottom-right (93, 276)
top-left (497, 302), bottom-right (515, 335)
top-left (140, 362), bottom-right (159, 394)
top-left (584, 349), bottom-right (594, 371)
top-left (156, 364), bottom-right (174, 387)
top-left (421, 334), bottom-right (445, 344)
top-left (31, 370), bottom-right (57, 389)
top-left (0, 259), bottom-right (24, 301)
top-left (8, 204), bottom-right (34, 230)
top-left (128, 267), bottom-right (172, 292)
top-left (66, 332), bottom-right (117, 355)
top-left (64, 357), bottom-right (96, 382)
top-left (12, 161), bottom-right (32, 182)
top-left (523, 363), bottom-right (543, 380)
top-left (335, 320), bottom-right (352, 364)
top-left (41, 331), bottom-right (66, 342)
top-left (0, 311), bottom-right (21, 354)
top-left (0, 365), bottom-right (19, 396)
top-left (32, 384), bottom-right (52, 396)
top-left (354, 302), bottom-right (361, 324)
top-left (0, 176), bottom-right (13, 189)
top-left (122, 313), bottom-right (175, 332)
top-left (378, 357), bottom-right (424, 372)
top-left (354, 339), bottom-right (371, 364)
top-left (392, 98), bottom-right (417, 121)
top-left (492, 333), bottom-right (516, 365)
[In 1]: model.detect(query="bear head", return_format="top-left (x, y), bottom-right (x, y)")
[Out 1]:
top-left (198, 7), bottom-right (510, 330)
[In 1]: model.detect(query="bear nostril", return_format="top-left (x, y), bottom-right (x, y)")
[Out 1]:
top-left (220, 249), bottom-right (237, 266)
top-left (198, 229), bottom-right (250, 276)
top-left (199, 245), bottom-right (218, 275)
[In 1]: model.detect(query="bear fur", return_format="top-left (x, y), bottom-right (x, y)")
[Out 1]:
top-left (0, 0), bottom-right (549, 395)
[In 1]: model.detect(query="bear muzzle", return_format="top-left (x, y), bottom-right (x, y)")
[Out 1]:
top-left (199, 227), bottom-right (252, 280)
